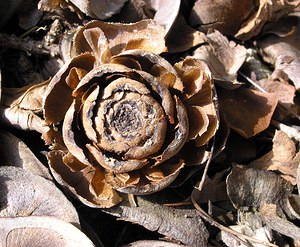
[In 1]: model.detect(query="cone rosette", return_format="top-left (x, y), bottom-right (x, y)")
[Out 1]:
top-left (42, 20), bottom-right (218, 208)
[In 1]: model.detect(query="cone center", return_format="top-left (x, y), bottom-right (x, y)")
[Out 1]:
top-left (112, 101), bottom-right (142, 134)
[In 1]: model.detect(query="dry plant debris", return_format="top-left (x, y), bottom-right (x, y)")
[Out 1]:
top-left (0, 216), bottom-right (94, 246)
top-left (0, 0), bottom-right (300, 246)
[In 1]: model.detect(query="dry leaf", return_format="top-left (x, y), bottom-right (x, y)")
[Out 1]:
top-left (189, 0), bottom-right (256, 37)
top-left (260, 203), bottom-right (300, 241)
top-left (115, 0), bottom-right (155, 23)
top-left (0, 166), bottom-right (80, 227)
top-left (104, 194), bottom-right (209, 247)
top-left (122, 240), bottom-right (185, 247)
top-left (250, 130), bottom-right (300, 184)
top-left (219, 87), bottom-right (278, 138)
top-left (0, 130), bottom-right (52, 180)
top-left (0, 216), bottom-right (94, 246)
top-left (192, 30), bottom-right (246, 88)
top-left (236, 0), bottom-right (300, 40)
top-left (221, 210), bottom-right (273, 247)
top-left (166, 14), bottom-right (206, 53)
top-left (38, 0), bottom-right (127, 19)
top-left (189, 0), bottom-right (300, 40)
top-left (256, 16), bottom-right (300, 90)
top-left (0, 81), bottom-right (49, 133)
top-left (226, 165), bottom-right (293, 210)
top-left (255, 78), bottom-right (295, 109)
top-left (147, 0), bottom-right (180, 34)
top-left (116, 0), bottom-right (180, 34)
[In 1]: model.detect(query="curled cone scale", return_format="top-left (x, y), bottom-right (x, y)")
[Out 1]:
top-left (42, 20), bottom-right (218, 208)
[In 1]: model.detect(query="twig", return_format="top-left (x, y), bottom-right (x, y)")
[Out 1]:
top-left (0, 33), bottom-right (59, 57)
top-left (197, 150), bottom-right (212, 192)
top-left (191, 196), bottom-right (278, 247)
top-left (238, 71), bottom-right (267, 93)
top-left (196, 81), bottom-right (219, 192)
